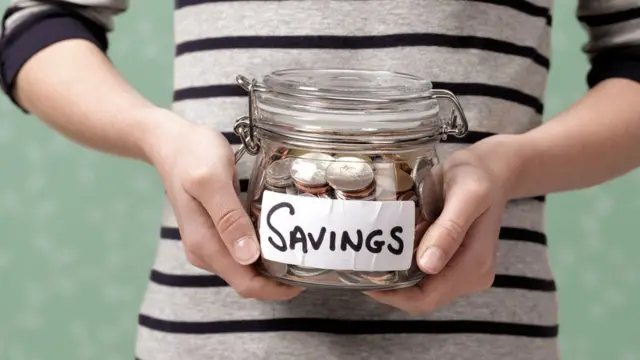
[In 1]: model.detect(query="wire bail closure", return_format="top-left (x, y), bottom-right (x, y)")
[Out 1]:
top-left (233, 74), bottom-right (469, 164)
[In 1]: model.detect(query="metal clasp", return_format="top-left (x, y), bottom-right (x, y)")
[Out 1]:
top-left (233, 75), bottom-right (266, 164)
top-left (431, 89), bottom-right (469, 140)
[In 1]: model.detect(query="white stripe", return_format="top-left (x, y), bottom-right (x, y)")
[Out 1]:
top-left (135, 327), bottom-right (559, 360)
top-left (174, 0), bottom-right (551, 51)
top-left (173, 47), bottom-right (548, 98)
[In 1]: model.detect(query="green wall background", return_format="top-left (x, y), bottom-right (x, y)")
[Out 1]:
top-left (0, 1), bottom-right (638, 359)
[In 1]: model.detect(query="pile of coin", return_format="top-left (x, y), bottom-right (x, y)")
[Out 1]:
top-left (249, 146), bottom-right (440, 289)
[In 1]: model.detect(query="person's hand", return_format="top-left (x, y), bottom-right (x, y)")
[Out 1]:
top-left (365, 136), bottom-right (522, 314)
top-left (144, 108), bottom-right (303, 301)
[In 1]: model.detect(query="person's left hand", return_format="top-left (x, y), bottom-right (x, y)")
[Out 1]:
top-left (365, 135), bottom-right (521, 314)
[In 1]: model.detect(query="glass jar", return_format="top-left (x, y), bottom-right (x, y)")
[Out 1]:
top-left (232, 69), bottom-right (469, 291)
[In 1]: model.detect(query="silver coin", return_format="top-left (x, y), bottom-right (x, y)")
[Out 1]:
top-left (289, 265), bottom-right (329, 277)
top-left (266, 158), bottom-right (294, 188)
top-left (290, 154), bottom-right (332, 187)
top-left (262, 259), bottom-right (288, 277)
top-left (326, 157), bottom-right (374, 192)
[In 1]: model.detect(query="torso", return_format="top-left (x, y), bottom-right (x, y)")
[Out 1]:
top-left (136, 1), bottom-right (559, 359)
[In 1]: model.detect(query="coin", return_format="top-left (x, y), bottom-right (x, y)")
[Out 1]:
top-left (333, 154), bottom-right (373, 165)
top-left (290, 154), bottom-right (331, 188)
top-left (334, 181), bottom-right (376, 200)
top-left (266, 158), bottom-right (294, 188)
top-left (360, 271), bottom-right (398, 285)
top-left (337, 271), bottom-right (365, 285)
top-left (326, 157), bottom-right (374, 192)
top-left (298, 152), bottom-right (335, 169)
top-left (296, 183), bottom-right (331, 195)
top-left (395, 170), bottom-right (414, 193)
top-left (289, 265), bottom-right (329, 277)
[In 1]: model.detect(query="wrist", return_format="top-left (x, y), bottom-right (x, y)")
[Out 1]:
top-left (467, 134), bottom-right (532, 201)
top-left (135, 107), bottom-right (197, 167)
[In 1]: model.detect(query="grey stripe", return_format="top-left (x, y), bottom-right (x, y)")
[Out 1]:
top-left (173, 48), bottom-right (548, 97)
top-left (134, 329), bottom-right (560, 360)
top-left (150, 231), bottom-right (552, 279)
top-left (174, 0), bottom-right (551, 50)
top-left (139, 282), bottom-right (557, 325)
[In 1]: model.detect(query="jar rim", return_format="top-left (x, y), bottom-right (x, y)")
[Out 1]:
top-left (263, 68), bottom-right (434, 102)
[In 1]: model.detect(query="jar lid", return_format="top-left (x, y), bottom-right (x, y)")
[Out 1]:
top-left (263, 69), bottom-right (433, 102)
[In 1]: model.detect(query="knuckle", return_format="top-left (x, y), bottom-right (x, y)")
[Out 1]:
top-left (467, 179), bottom-right (492, 201)
top-left (216, 207), bottom-right (249, 237)
top-left (184, 167), bottom-right (215, 193)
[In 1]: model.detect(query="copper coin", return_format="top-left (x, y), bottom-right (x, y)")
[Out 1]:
top-left (295, 182), bottom-right (331, 195)
top-left (395, 171), bottom-right (414, 193)
top-left (360, 271), bottom-right (398, 285)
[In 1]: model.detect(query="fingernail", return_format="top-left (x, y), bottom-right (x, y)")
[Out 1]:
top-left (420, 247), bottom-right (445, 273)
top-left (233, 237), bottom-right (260, 264)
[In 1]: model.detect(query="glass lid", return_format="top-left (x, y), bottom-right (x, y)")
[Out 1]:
top-left (263, 69), bottom-right (433, 102)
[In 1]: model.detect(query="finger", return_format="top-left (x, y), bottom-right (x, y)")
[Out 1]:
top-left (184, 169), bottom-right (260, 266)
top-left (367, 205), bottom-right (501, 314)
top-left (174, 188), bottom-right (303, 301)
top-left (416, 173), bottom-right (491, 274)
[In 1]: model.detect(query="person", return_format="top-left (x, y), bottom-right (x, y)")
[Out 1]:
top-left (1, 0), bottom-right (639, 359)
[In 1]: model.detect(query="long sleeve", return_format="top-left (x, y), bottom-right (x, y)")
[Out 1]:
top-left (577, 1), bottom-right (640, 87)
top-left (0, 0), bottom-right (129, 110)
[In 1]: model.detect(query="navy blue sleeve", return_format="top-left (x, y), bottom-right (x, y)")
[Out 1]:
top-left (586, 46), bottom-right (640, 88)
top-left (0, 7), bottom-right (108, 112)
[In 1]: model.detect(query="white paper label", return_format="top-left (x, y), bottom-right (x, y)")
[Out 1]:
top-left (258, 190), bottom-right (416, 271)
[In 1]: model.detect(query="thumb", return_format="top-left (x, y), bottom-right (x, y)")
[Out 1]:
top-left (193, 177), bottom-right (260, 266)
top-left (417, 182), bottom-right (490, 274)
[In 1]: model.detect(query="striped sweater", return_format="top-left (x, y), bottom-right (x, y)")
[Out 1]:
top-left (2, 1), bottom-right (640, 359)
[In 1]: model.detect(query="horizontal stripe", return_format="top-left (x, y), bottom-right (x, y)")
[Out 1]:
top-left (466, 0), bottom-right (551, 25)
top-left (174, 0), bottom-right (551, 54)
top-left (174, 47), bottom-right (548, 100)
top-left (176, 0), bottom-right (552, 23)
top-left (159, 225), bottom-right (546, 244)
top-left (579, 7), bottom-right (640, 27)
top-left (173, 82), bottom-right (543, 114)
top-left (135, 328), bottom-right (560, 360)
top-left (150, 269), bottom-right (227, 287)
top-left (138, 314), bottom-right (558, 337)
top-left (148, 268), bottom-right (554, 292)
top-left (151, 230), bottom-right (553, 280)
top-left (174, 34), bottom-right (549, 69)
top-left (139, 280), bottom-right (557, 325)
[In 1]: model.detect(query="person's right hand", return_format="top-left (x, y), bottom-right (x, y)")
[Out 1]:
top-left (143, 108), bottom-right (303, 301)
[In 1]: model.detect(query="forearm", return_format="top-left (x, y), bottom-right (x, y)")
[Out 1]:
top-left (508, 78), bottom-right (640, 199)
top-left (14, 39), bottom-right (168, 164)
